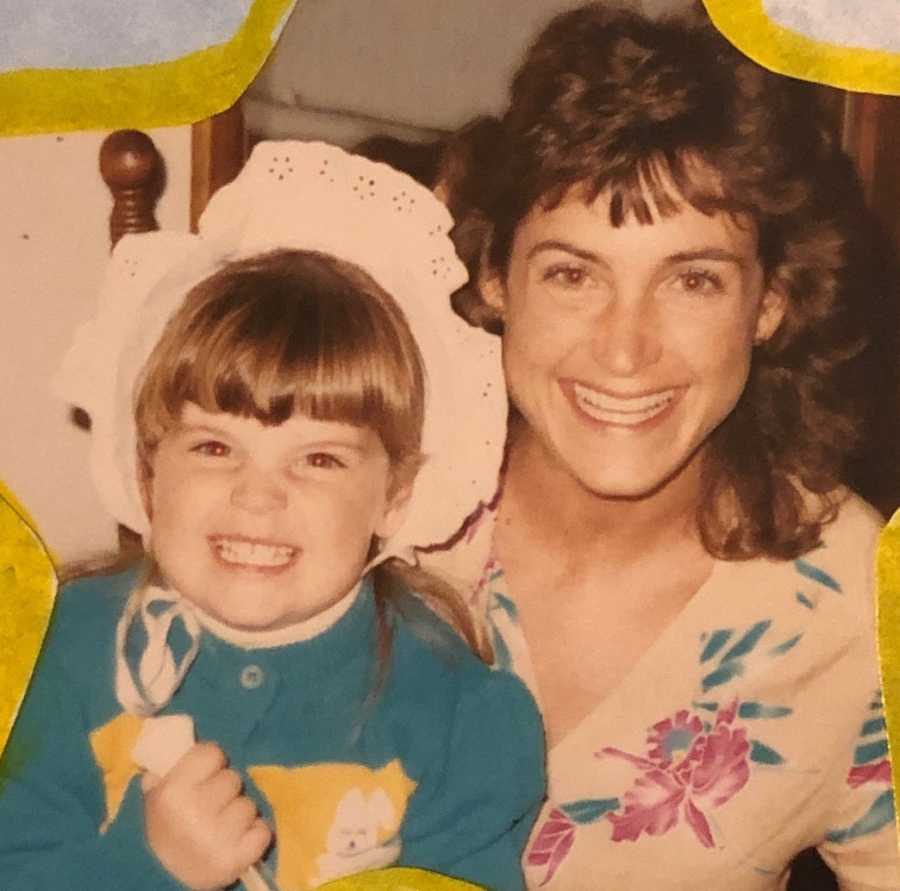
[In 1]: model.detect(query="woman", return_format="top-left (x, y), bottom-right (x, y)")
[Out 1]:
top-left (426, 4), bottom-right (900, 889)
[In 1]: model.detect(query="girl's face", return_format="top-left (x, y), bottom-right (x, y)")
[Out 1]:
top-left (146, 403), bottom-right (408, 632)
top-left (486, 188), bottom-right (785, 500)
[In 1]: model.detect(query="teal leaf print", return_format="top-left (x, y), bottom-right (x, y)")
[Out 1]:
top-left (692, 700), bottom-right (719, 712)
top-left (491, 592), bottom-right (519, 623)
top-left (701, 661), bottom-right (744, 692)
top-left (769, 634), bottom-right (802, 657)
top-left (826, 790), bottom-right (896, 843)
top-left (561, 798), bottom-right (621, 824)
top-left (795, 591), bottom-right (816, 609)
top-left (739, 702), bottom-right (793, 719)
top-left (721, 620), bottom-right (771, 662)
top-left (491, 624), bottom-right (513, 673)
top-left (862, 717), bottom-right (887, 736)
top-left (795, 558), bottom-right (842, 593)
top-left (749, 740), bottom-right (785, 765)
top-left (854, 739), bottom-right (889, 765)
top-left (700, 629), bottom-right (733, 663)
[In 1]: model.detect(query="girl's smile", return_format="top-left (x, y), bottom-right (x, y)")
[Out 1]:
top-left (146, 403), bottom-right (409, 632)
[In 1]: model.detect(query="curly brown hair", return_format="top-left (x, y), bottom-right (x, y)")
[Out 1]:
top-left (448, 3), bottom-right (888, 559)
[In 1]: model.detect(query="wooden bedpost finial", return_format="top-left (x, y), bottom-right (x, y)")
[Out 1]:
top-left (99, 129), bottom-right (163, 247)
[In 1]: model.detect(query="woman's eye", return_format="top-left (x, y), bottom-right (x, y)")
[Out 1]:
top-left (674, 268), bottom-right (725, 295)
top-left (543, 264), bottom-right (593, 289)
top-left (306, 453), bottom-right (346, 470)
top-left (191, 440), bottom-right (230, 458)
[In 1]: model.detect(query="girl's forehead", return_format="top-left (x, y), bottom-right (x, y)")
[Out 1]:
top-left (174, 402), bottom-right (380, 451)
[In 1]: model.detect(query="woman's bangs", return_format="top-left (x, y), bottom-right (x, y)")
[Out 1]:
top-left (603, 152), bottom-right (733, 226)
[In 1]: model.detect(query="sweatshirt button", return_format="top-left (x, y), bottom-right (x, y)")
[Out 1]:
top-left (240, 664), bottom-right (265, 689)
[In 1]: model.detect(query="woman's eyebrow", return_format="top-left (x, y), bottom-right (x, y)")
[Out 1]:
top-left (666, 248), bottom-right (747, 267)
top-left (526, 239), bottom-right (600, 263)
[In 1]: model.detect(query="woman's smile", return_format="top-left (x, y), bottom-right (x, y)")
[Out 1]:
top-left (564, 380), bottom-right (682, 428)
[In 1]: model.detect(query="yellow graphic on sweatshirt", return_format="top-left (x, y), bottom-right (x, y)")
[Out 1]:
top-left (88, 712), bottom-right (143, 830)
top-left (0, 483), bottom-right (57, 762)
top-left (704, 0), bottom-right (900, 95)
top-left (250, 760), bottom-right (418, 890)
top-left (876, 509), bottom-right (900, 844)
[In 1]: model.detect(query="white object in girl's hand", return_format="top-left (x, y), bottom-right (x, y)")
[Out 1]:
top-left (131, 715), bottom-right (280, 891)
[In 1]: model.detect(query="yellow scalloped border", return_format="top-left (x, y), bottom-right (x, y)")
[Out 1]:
top-left (320, 867), bottom-right (483, 889)
top-left (703, 0), bottom-right (900, 96)
top-left (876, 510), bottom-right (900, 843)
top-left (0, 483), bottom-right (57, 762)
top-left (0, 0), bottom-right (296, 136)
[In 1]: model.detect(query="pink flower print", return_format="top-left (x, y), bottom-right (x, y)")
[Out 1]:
top-left (847, 760), bottom-right (892, 788)
top-left (605, 767), bottom-right (686, 843)
top-left (527, 807), bottom-right (576, 886)
top-left (602, 700), bottom-right (750, 848)
top-left (647, 709), bottom-right (704, 766)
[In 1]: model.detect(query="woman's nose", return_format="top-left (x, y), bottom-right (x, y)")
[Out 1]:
top-left (590, 296), bottom-right (662, 375)
top-left (230, 465), bottom-right (288, 513)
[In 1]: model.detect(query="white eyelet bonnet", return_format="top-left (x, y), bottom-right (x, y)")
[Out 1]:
top-left (54, 141), bottom-right (507, 714)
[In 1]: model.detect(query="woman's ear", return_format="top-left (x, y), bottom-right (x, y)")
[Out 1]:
top-left (754, 285), bottom-right (787, 344)
top-left (479, 266), bottom-right (507, 315)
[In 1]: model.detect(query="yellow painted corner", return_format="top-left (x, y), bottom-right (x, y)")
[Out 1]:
top-left (0, 484), bottom-right (58, 760)
top-left (703, 0), bottom-right (900, 95)
top-left (876, 510), bottom-right (900, 844)
top-left (0, 0), bottom-right (296, 136)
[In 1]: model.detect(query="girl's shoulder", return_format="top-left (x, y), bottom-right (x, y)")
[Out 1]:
top-left (387, 591), bottom-right (538, 719)
top-left (51, 566), bottom-right (138, 646)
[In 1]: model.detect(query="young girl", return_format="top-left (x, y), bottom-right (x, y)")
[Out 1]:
top-left (0, 142), bottom-right (544, 891)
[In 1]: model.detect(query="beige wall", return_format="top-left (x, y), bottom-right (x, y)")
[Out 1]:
top-left (0, 127), bottom-right (191, 563)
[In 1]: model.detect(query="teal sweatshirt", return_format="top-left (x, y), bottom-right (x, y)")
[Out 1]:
top-left (0, 570), bottom-right (545, 891)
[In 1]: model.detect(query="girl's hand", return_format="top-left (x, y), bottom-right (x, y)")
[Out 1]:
top-left (143, 741), bottom-right (272, 890)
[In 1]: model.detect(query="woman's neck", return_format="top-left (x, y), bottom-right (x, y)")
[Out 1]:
top-left (500, 421), bottom-right (705, 564)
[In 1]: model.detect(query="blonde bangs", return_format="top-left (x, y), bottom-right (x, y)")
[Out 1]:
top-left (135, 250), bottom-right (425, 472)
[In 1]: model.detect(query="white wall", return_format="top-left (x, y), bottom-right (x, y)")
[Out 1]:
top-left (248, 0), bottom-right (694, 137)
top-left (0, 127), bottom-right (191, 563)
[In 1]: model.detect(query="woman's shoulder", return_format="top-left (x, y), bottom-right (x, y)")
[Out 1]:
top-left (803, 489), bottom-right (883, 596)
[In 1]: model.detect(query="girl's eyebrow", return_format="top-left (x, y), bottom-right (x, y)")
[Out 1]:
top-left (302, 439), bottom-right (367, 454)
top-left (175, 423), bottom-right (228, 437)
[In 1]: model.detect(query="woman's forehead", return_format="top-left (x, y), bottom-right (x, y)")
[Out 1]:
top-left (520, 185), bottom-right (759, 263)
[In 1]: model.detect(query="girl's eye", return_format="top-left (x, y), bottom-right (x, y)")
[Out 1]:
top-left (543, 263), bottom-right (593, 289)
top-left (191, 440), bottom-right (230, 458)
top-left (306, 453), bottom-right (346, 470)
top-left (674, 268), bottom-right (725, 295)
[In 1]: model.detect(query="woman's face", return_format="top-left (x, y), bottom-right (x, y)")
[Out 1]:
top-left (486, 187), bottom-right (784, 500)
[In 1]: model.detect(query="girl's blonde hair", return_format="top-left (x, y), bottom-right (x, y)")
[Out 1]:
top-left (130, 248), bottom-right (488, 678)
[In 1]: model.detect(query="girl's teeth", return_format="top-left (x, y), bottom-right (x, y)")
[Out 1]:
top-left (215, 539), bottom-right (295, 567)
top-left (573, 383), bottom-right (676, 425)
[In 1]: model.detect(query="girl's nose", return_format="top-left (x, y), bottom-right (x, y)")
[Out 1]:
top-left (230, 466), bottom-right (288, 514)
top-left (590, 296), bottom-right (662, 376)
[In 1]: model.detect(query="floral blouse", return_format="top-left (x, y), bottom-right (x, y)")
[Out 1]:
top-left (423, 492), bottom-right (900, 890)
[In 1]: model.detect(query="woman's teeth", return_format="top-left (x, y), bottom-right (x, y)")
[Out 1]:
top-left (214, 539), bottom-right (295, 567)
top-left (573, 383), bottom-right (676, 425)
